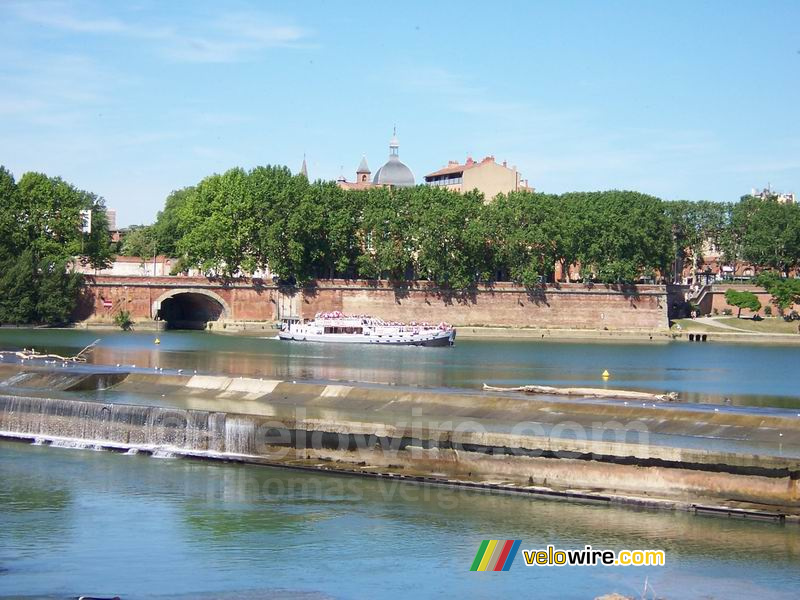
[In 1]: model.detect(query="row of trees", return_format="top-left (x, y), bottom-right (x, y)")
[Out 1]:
top-left (2, 160), bottom-right (797, 323)
top-left (125, 165), bottom-right (800, 289)
top-left (0, 166), bottom-right (112, 324)
top-left (124, 166), bottom-right (674, 288)
top-left (665, 197), bottom-right (800, 279)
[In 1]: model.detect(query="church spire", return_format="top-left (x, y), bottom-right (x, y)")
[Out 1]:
top-left (389, 126), bottom-right (399, 157)
top-left (299, 154), bottom-right (308, 178)
top-left (356, 155), bottom-right (371, 183)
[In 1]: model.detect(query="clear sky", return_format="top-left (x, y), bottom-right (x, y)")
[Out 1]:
top-left (1, 0), bottom-right (798, 226)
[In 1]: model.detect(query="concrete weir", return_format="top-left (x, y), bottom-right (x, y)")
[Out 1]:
top-left (1, 365), bottom-right (800, 521)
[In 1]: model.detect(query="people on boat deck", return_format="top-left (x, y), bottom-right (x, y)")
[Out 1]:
top-left (312, 311), bottom-right (451, 331)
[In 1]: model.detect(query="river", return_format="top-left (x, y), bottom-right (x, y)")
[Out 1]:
top-left (1, 440), bottom-right (799, 600)
top-left (1, 329), bottom-right (800, 599)
top-left (1, 328), bottom-right (799, 408)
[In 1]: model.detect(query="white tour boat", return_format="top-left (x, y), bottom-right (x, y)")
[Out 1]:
top-left (278, 311), bottom-right (456, 346)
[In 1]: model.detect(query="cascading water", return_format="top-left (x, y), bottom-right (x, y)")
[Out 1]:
top-left (0, 370), bottom-right (96, 391)
top-left (0, 394), bottom-right (231, 457)
top-left (224, 415), bottom-right (259, 456)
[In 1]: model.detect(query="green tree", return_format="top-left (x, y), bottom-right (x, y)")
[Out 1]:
top-left (754, 271), bottom-right (800, 314)
top-left (152, 187), bottom-right (193, 257)
top-left (731, 196), bottom-right (800, 276)
top-left (562, 191), bottom-right (672, 283)
top-left (248, 165), bottom-right (316, 282)
top-left (176, 168), bottom-right (258, 277)
top-left (355, 186), bottom-right (417, 281)
top-left (119, 225), bottom-right (157, 258)
top-left (411, 187), bottom-right (491, 289)
top-left (316, 181), bottom-right (363, 278)
top-left (664, 200), bottom-right (729, 282)
top-left (724, 289), bottom-right (762, 318)
top-left (0, 167), bottom-right (104, 324)
top-left (487, 191), bottom-right (561, 286)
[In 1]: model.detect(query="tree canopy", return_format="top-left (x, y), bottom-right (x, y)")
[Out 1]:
top-left (730, 195), bottom-right (800, 275)
top-left (6, 159), bottom-right (800, 328)
top-left (0, 166), bottom-right (112, 324)
top-left (754, 271), bottom-right (800, 313)
top-left (724, 289), bottom-right (762, 318)
top-left (156, 166), bottom-right (678, 287)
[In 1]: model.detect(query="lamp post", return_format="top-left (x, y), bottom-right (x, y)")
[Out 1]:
top-left (152, 239), bottom-right (158, 277)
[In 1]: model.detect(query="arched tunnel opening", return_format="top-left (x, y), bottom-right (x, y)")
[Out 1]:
top-left (157, 293), bottom-right (225, 330)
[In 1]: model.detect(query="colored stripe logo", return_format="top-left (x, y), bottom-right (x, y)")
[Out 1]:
top-left (470, 540), bottom-right (521, 571)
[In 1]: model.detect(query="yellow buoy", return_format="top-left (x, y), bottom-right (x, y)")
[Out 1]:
top-left (602, 369), bottom-right (610, 378)
top-left (154, 338), bottom-right (160, 345)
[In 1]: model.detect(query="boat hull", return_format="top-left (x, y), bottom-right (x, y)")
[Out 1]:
top-left (277, 329), bottom-right (455, 347)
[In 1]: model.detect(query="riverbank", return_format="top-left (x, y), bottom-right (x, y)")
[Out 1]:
top-left (205, 320), bottom-right (675, 341)
top-left (670, 317), bottom-right (800, 345)
top-left (1, 363), bottom-right (799, 522)
top-left (207, 321), bottom-right (800, 344)
top-left (73, 318), bottom-right (800, 345)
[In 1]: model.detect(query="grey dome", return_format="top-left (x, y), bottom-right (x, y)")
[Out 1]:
top-left (373, 155), bottom-right (415, 187)
top-left (373, 129), bottom-right (415, 187)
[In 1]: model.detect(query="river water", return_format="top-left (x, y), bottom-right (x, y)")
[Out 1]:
top-left (2, 440), bottom-right (799, 600)
top-left (1, 329), bottom-right (800, 599)
top-left (1, 328), bottom-right (799, 408)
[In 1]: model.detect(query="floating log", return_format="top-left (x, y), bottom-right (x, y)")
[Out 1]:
top-left (0, 339), bottom-right (101, 363)
top-left (482, 383), bottom-right (678, 402)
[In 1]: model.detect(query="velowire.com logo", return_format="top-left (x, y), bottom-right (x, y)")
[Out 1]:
top-left (469, 540), bottom-right (522, 571)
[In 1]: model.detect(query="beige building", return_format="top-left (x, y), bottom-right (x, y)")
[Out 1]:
top-left (751, 186), bottom-right (795, 204)
top-left (424, 155), bottom-right (533, 201)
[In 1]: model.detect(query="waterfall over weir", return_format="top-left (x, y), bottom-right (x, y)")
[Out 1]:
top-left (0, 367), bottom-right (128, 392)
top-left (2, 366), bottom-right (800, 518)
top-left (0, 394), bottom-right (249, 456)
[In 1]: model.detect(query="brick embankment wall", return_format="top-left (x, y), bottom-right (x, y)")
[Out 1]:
top-left (79, 276), bottom-right (669, 331)
top-left (298, 281), bottom-right (667, 330)
top-left (699, 285), bottom-right (800, 317)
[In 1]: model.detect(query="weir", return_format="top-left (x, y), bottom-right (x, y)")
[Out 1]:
top-left (2, 364), bottom-right (800, 521)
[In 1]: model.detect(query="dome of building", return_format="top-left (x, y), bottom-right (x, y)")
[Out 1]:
top-left (373, 130), bottom-right (415, 187)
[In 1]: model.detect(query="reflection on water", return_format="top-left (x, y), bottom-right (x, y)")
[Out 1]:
top-left (1, 441), bottom-right (799, 600)
top-left (1, 328), bottom-right (800, 408)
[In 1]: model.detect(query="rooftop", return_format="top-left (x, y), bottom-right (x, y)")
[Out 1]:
top-left (424, 155), bottom-right (508, 179)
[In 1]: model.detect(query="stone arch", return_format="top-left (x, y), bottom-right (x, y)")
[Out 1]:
top-left (153, 289), bottom-right (231, 329)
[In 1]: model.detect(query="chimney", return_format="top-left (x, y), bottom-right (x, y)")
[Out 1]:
top-left (502, 160), bottom-right (507, 168)
top-left (466, 156), bottom-right (474, 166)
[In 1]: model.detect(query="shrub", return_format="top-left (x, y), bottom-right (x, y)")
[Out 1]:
top-left (114, 309), bottom-right (134, 331)
top-left (722, 308), bottom-right (733, 316)
top-left (712, 308), bottom-right (719, 316)
top-left (764, 305), bottom-right (772, 316)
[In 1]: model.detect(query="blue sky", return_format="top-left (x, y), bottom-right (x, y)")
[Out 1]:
top-left (1, 0), bottom-right (798, 226)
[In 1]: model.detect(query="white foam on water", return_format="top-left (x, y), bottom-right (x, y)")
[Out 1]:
top-left (151, 449), bottom-right (177, 459)
top-left (49, 439), bottom-right (92, 450)
top-left (31, 437), bottom-right (46, 445)
top-left (124, 448), bottom-right (140, 455)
